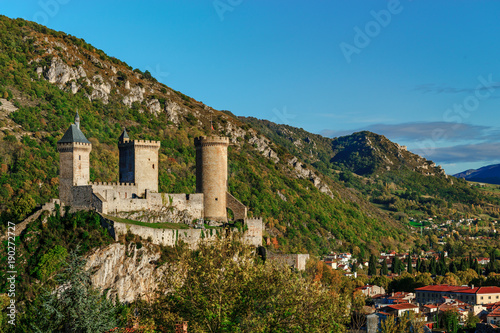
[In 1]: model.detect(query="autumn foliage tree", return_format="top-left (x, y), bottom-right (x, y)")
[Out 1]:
top-left (142, 235), bottom-right (349, 332)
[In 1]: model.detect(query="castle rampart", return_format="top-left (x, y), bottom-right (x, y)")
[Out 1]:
top-left (267, 253), bottom-right (310, 271)
top-left (100, 215), bottom-right (260, 250)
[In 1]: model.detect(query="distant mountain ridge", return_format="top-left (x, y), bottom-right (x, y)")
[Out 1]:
top-left (454, 164), bottom-right (500, 185)
top-left (241, 117), bottom-right (497, 219)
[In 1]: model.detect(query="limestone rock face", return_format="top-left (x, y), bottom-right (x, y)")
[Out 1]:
top-left (44, 58), bottom-right (86, 88)
top-left (146, 98), bottom-right (162, 114)
top-left (248, 135), bottom-right (279, 163)
top-left (123, 86), bottom-right (145, 107)
top-left (87, 75), bottom-right (112, 104)
top-left (165, 100), bottom-right (182, 124)
top-left (288, 157), bottom-right (333, 197)
top-left (85, 242), bottom-right (167, 303)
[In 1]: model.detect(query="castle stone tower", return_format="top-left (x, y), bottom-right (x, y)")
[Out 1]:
top-left (118, 128), bottom-right (160, 197)
top-left (57, 112), bottom-right (92, 206)
top-left (195, 136), bottom-right (229, 222)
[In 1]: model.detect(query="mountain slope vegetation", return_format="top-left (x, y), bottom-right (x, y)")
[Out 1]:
top-left (0, 15), bottom-right (414, 255)
top-left (242, 118), bottom-right (500, 221)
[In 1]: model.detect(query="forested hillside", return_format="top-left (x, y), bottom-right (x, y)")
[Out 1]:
top-left (242, 118), bottom-right (500, 221)
top-left (0, 15), bottom-right (414, 255)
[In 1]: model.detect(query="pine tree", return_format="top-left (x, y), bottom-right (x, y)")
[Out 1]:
top-left (381, 259), bottom-right (389, 276)
top-left (449, 260), bottom-right (457, 274)
top-left (416, 258), bottom-right (422, 273)
top-left (28, 250), bottom-right (121, 332)
top-left (407, 255), bottom-right (413, 274)
top-left (392, 256), bottom-right (402, 275)
top-left (430, 258), bottom-right (437, 275)
top-left (368, 254), bottom-right (377, 276)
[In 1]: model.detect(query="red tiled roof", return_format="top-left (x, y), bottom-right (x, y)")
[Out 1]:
top-left (477, 287), bottom-right (500, 294)
top-left (415, 285), bottom-right (470, 292)
top-left (386, 304), bottom-right (418, 310)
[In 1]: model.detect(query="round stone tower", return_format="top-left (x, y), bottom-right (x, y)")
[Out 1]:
top-left (195, 136), bottom-right (229, 222)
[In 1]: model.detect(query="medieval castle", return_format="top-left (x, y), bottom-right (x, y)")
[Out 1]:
top-left (56, 113), bottom-right (263, 248)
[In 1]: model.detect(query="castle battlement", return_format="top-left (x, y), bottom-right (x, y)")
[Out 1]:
top-left (118, 140), bottom-right (161, 147)
top-left (57, 142), bottom-right (92, 147)
top-left (194, 136), bottom-right (229, 147)
top-left (90, 182), bottom-right (136, 187)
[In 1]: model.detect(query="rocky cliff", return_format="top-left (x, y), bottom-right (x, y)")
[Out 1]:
top-left (85, 242), bottom-right (167, 303)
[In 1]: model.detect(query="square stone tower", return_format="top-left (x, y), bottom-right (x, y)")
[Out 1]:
top-left (118, 128), bottom-right (160, 197)
top-left (57, 112), bottom-right (92, 206)
top-left (195, 136), bottom-right (229, 222)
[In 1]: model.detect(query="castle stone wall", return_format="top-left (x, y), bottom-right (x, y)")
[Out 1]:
top-left (267, 253), bottom-right (310, 271)
top-left (242, 218), bottom-right (263, 247)
top-left (195, 136), bottom-right (229, 222)
top-left (101, 216), bottom-right (218, 249)
top-left (57, 142), bottom-right (92, 206)
top-left (100, 215), bottom-right (261, 250)
top-left (226, 192), bottom-right (248, 220)
top-left (119, 140), bottom-right (160, 197)
top-left (71, 185), bottom-right (93, 209)
top-left (164, 193), bottom-right (204, 219)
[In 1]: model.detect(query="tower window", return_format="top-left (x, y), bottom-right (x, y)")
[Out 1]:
top-left (152, 164), bottom-right (155, 169)
top-left (79, 155), bottom-right (81, 160)
top-left (215, 198), bottom-right (218, 201)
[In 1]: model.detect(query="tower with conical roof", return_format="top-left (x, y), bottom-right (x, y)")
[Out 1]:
top-left (57, 112), bottom-right (92, 206)
top-left (118, 128), bottom-right (160, 196)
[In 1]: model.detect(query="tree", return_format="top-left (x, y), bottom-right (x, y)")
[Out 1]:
top-left (380, 311), bottom-right (425, 333)
top-left (368, 254), bottom-right (377, 276)
top-left (440, 310), bottom-right (459, 333)
top-left (381, 258), bottom-right (389, 276)
top-left (369, 275), bottom-right (391, 291)
top-left (456, 269), bottom-right (479, 285)
top-left (465, 312), bottom-right (480, 330)
top-left (407, 255), bottom-right (413, 274)
top-left (150, 235), bottom-right (349, 332)
top-left (27, 250), bottom-right (121, 332)
top-left (392, 256), bottom-right (402, 274)
top-left (449, 260), bottom-right (457, 274)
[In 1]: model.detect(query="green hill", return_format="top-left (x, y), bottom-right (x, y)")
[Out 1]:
top-left (0, 15), bottom-right (416, 255)
top-left (242, 118), bottom-right (500, 221)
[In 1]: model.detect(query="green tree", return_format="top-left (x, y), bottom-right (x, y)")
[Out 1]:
top-left (368, 254), bottom-right (377, 276)
top-left (381, 258), bottom-right (389, 276)
top-left (464, 311), bottom-right (480, 330)
top-left (26, 250), bottom-right (121, 332)
top-left (407, 255), bottom-right (413, 274)
top-left (440, 310), bottom-right (459, 333)
top-left (151, 235), bottom-right (349, 332)
top-left (379, 311), bottom-right (425, 333)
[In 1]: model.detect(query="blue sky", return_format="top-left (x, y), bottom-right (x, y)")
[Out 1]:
top-left (3, 0), bottom-right (500, 174)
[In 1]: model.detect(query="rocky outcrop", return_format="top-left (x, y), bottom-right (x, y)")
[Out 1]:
top-left (85, 242), bottom-right (167, 303)
top-left (43, 57), bottom-right (86, 88)
top-left (288, 157), bottom-right (333, 197)
top-left (165, 100), bottom-right (182, 124)
top-left (87, 75), bottom-right (112, 104)
top-left (146, 98), bottom-right (162, 114)
top-left (248, 135), bottom-right (279, 163)
top-left (122, 86), bottom-right (145, 107)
